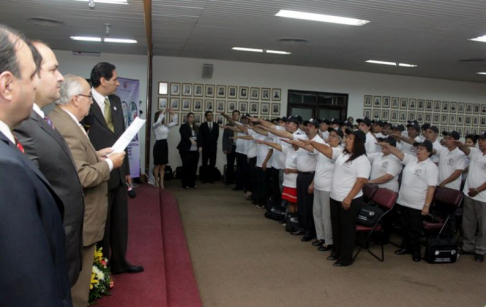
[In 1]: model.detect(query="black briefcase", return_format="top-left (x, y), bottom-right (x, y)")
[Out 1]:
top-left (424, 237), bottom-right (458, 264)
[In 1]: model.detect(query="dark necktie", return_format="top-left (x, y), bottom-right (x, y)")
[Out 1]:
top-left (13, 136), bottom-right (24, 153)
top-left (44, 115), bottom-right (55, 129)
top-left (104, 97), bottom-right (115, 132)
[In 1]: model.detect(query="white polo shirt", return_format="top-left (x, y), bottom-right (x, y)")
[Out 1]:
top-left (246, 129), bottom-right (258, 158)
top-left (398, 154), bottom-right (438, 210)
top-left (330, 153), bottom-right (371, 202)
top-left (365, 132), bottom-right (379, 154)
top-left (282, 146), bottom-right (299, 188)
top-left (296, 134), bottom-right (324, 172)
top-left (435, 146), bottom-right (467, 190)
top-left (270, 126), bottom-right (286, 169)
top-left (430, 139), bottom-right (442, 163)
top-left (235, 131), bottom-right (246, 154)
top-left (320, 130), bottom-right (330, 140)
top-left (401, 135), bottom-right (424, 156)
top-left (254, 133), bottom-right (273, 168)
top-left (314, 145), bottom-right (344, 192)
top-left (463, 148), bottom-right (486, 202)
top-left (368, 152), bottom-right (402, 192)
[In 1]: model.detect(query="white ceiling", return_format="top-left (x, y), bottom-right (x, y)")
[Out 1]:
top-left (2, 0), bottom-right (486, 83)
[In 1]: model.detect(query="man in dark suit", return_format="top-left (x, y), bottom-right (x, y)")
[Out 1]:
top-left (14, 41), bottom-right (85, 289)
top-left (51, 74), bottom-right (126, 307)
top-left (0, 25), bottom-right (71, 306)
top-left (222, 110), bottom-right (240, 184)
top-left (198, 111), bottom-right (219, 183)
top-left (86, 62), bottom-right (143, 275)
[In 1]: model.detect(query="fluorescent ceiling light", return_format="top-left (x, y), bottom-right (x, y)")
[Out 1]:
top-left (75, 0), bottom-right (128, 4)
top-left (232, 47), bottom-right (263, 53)
top-left (398, 63), bottom-right (417, 67)
top-left (366, 60), bottom-right (397, 66)
top-left (470, 35), bottom-right (486, 42)
top-left (104, 38), bottom-right (137, 44)
top-left (477, 72), bottom-right (486, 75)
top-left (266, 50), bottom-right (292, 55)
top-left (70, 36), bottom-right (102, 42)
top-left (276, 10), bottom-right (369, 26)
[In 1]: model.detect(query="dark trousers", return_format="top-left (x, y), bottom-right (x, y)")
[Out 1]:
top-left (102, 184), bottom-right (129, 272)
top-left (254, 167), bottom-right (271, 206)
top-left (235, 153), bottom-right (247, 189)
top-left (201, 149), bottom-right (217, 182)
top-left (245, 157), bottom-right (257, 193)
top-left (271, 168), bottom-right (282, 207)
top-left (399, 205), bottom-right (423, 256)
top-left (225, 145), bottom-right (237, 184)
top-left (179, 150), bottom-right (199, 188)
top-left (297, 172), bottom-right (316, 236)
top-left (330, 197), bottom-right (363, 264)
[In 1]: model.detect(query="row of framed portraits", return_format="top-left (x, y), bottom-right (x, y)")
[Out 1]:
top-left (161, 113), bottom-right (256, 126)
top-left (158, 97), bottom-right (281, 116)
top-left (158, 82), bottom-right (282, 101)
top-left (364, 95), bottom-right (486, 115)
top-left (363, 108), bottom-right (486, 127)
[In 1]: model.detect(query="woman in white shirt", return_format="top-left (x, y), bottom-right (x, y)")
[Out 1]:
top-left (152, 108), bottom-right (178, 188)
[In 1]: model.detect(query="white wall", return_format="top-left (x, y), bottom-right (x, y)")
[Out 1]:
top-left (152, 56), bottom-right (486, 176)
top-left (52, 50), bottom-right (149, 176)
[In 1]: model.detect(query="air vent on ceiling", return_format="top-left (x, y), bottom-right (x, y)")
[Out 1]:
top-left (459, 58), bottom-right (486, 62)
top-left (28, 17), bottom-right (65, 27)
top-left (278, 38), bottom-right (308, 45)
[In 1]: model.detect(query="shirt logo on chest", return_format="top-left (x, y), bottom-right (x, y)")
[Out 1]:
top-left (413, 169), bottom-right (422, 176)
top-left (447, 157), bottom-right (455, 166)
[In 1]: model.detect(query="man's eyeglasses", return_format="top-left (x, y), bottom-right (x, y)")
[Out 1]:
top-left (77, 93), bottom-right (93, 100)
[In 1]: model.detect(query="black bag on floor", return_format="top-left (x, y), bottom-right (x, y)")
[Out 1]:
top-left (424, 237), bottom-right (458, 264)
top-left (265, 203), bottom-right (286, 222)
top-left (212, 167), bottom-right (223, 181)
top-left (165, 165), bottom-right (173, 180)
top-left (285, 214), bottom-right (299, 233)
top-left (357, 204), bottom-right (384, 227)
top-left (174, 166), bottom-right (183, 180)
top-left (265, 195), bottom-right (274, 211)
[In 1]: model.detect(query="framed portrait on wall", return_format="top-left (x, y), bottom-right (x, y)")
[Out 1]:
top-left (442, 101), bottom-right (449, 113)
top-left (205, 85), bottom-right (215, 98)
top-left (390, 110), bottom-right (398, 122)
top-left (271, 103), bottom-right (280, 115)
top-left (456, 127), bottom-right (463, 136)
top-left (449, 114), bottom-right (456, 125)
top-left (441, 114), bottom-right (448, 125)
top-left (391, 97), bottom-right (399, 109)
top-left (364, 95), bottom-right (372, 107)
top-left (417, 99), bottom-right (425, 111)
top-left (205, 99), bottom-right (214, 112)
top-left (399, 111), bottom-right (407, 123)
top-left (465, 103), bottom-right (473, 114)
top-left (216, 100), bottom-right (225, 113)
top-left (158, 97), bottom-right (168, 110)
top-left (238, 101), bottom-right (248, 113)
top-left (192, 99), bottom-right (202, 112)
top-left (216, 115), bottom-right (225, 126)
top-left (194, 113), bottom-right (202, 126)
top-left (170, 82), bottom-right (180, 96)
top-left (408, 112), bottom-right (415, 122)
top-left (381, 110), bottom-right (389, 121)
top-left (182, 83), bottom-right (192, 96)
top-left (261, 88), bottom-right (271, 101)
top-left (456, 115), bottom-right (464, 126)
top-left (425, 100), bottom-right (433, 112)
top-left (450, 101), bottom-right (457, 113)
top-left (158, 82), bottom-right (168, 95)
top-left (227, 101), bottom-right (237, 113)
top-left (363, 109), bottom-right (371, 118)
top-left (473, 104), bottom-right (480, 114)
top-left (181, 98), bottom-right (191, 111)
top-left (433, 114), bottom-right (440, 125)
top-left (425, 113), bottom-right (432, 124)
top-left (417, 112), bottom-right (424, 123)
top-left (272, 89), bottom-right (281, 101)
top-left (181, 113), bottom-right (188, 125)
top-left (170, 97), bottom-right (180, 110)
top-left (373, 96), bottom-right (381, 108)
top-left (408, 99), bottom-right (416, 110)
top-left (473, 116), bottom-right (479, 126)
top-left (400, 98), bottom-right (408, 110)
top-left (458, 102), bottom-right (465, 114)
top-left (465, 116), bottom-right (472, 126)
top-left (239, 86), bottom-right (249, 99)
top-left (228, 86), bottom-right (237, 99)
top-left (250, 87), bottom-right (260, 100)
top-left (249, 102), bottom-right (259, 114)
top-left (261, 102), bottom-right (270, 115)
top-left (216, 85), bottom-right (226, 98)
top-left (193, 84), bottom-right (204, 97)
top-left (373, 109), bottom-right (380, 119)
top-left (382, 96), bottom-right (390, 108)
top-left (481, 104), bottom-right (486, 115)
top-left (433, 101), bottom-right (441, 113)
top-left (480, 117), bottom-right (486, 127)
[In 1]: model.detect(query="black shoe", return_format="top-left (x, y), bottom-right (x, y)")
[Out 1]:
top-left (301, 235), bottom-right (314, 242)
top-left (112, 265), bottom-right (144, 275)
top-left (413, 254), bottom-right (421, 262)
top-left (312, 240), bottom-right (325, 247)
top-left (333, 261), bottom-right (352, 267)
top-left (475, 254), bottom-right (484, 262)
top-left (394, 248), bottom-right (411, 255)
top-left (318, 245), bottom-right (333, 252)
top-left (291, 230), bottom-right (305, 236)
top-left (326, 255), bottom-right (338, 261)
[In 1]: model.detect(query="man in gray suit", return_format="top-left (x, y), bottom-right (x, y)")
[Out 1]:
top-left (14, 41), bottom-right (84, 287)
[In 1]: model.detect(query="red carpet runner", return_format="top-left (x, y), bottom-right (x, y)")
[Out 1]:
top-left (96, 184), bottom-right (202, 307)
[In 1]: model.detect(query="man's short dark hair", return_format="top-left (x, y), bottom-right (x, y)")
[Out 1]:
top-left (0, 25), bottom-right (25, 78)
top-left (205, 111), bottom-right (213, 117)
top-left (26, 40), bottom-right (42, 77)
top-left (90, 62), bottom-right (116, 87)
top-left (232, 110), bottom-right (240, 115)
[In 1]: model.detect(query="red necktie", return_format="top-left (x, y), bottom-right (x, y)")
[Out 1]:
top-left (14, 136), bottom-right (24, 153)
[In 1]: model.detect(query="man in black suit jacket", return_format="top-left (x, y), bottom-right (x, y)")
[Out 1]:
top-left (0, 25), bottom-right (71, 306)
top-left (14, 41), bottom-right (84, 288)
top-left (86, 62), bottom-right (143, 275)
top-left (198, 111), bottom-right (219, 183)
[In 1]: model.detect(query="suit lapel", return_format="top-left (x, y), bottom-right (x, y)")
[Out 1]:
top-left (90, 98), bottom-right (113, 134)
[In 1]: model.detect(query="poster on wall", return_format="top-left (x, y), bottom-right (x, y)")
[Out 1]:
top-left (116, 77), bottom-right (140, 178)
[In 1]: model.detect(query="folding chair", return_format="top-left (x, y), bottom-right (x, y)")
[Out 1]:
top-left (354, 188), bottom-right (399, 262)
top-left (422, 187), bottom-right (463, 238)
top-left (362, 183), bottom-right (379, 205)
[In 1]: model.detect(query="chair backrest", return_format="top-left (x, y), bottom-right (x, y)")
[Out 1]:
top-left (372, 188), bottom-right (398, 211)
top-left (363, 184), bottom-right (379, 203)
top-left (433, 187), bottom-right (463, 208)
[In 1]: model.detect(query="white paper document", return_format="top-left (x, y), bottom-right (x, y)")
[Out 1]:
top-left (111, 117), bottom-right (146, 153)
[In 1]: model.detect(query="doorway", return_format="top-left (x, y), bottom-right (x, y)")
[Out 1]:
top-left (287, 90), bottom-right (348, 121)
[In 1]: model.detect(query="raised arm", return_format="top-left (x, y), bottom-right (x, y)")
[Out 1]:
top-left (255, 139), bottom-right (282, 152)
top-left (301, 139), bottom-right (333, 159)
top-left (378, 141), bottom-right (404, 161)
top-left (248, 116), bottom-right (277, 129)
top-left (453, 140), bottom-right (471, 156)
top-left (258, 125), bottom-right (293, 139)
